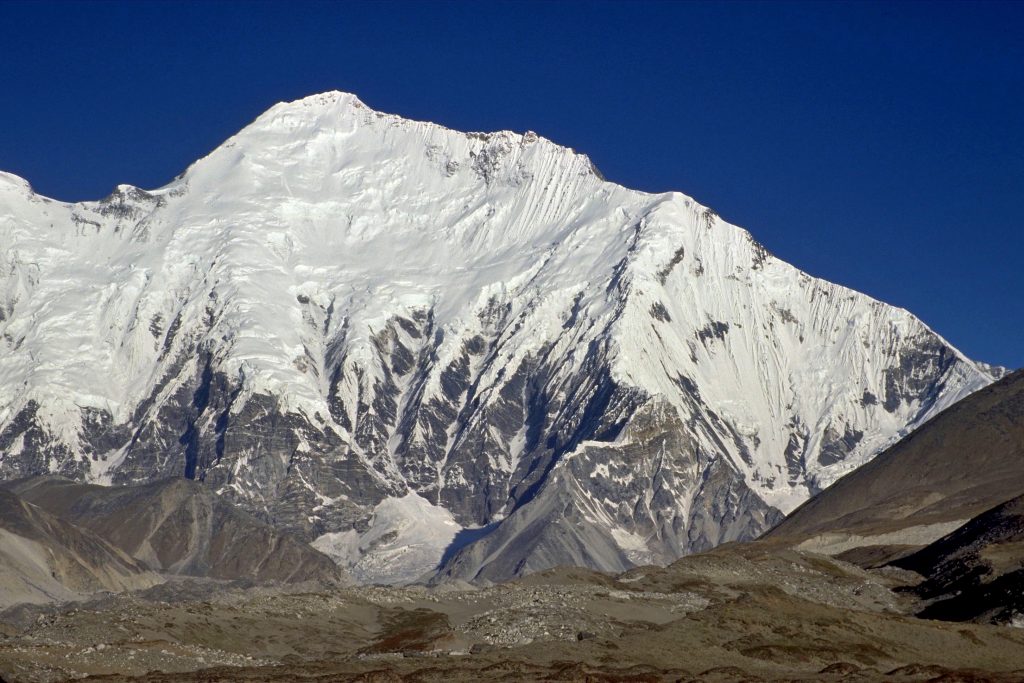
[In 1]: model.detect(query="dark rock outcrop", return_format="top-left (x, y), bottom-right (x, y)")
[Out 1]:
top-left (893, 494), bottom-right (1024, 624)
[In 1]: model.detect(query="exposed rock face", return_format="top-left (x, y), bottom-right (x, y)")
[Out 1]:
top-left (437, 402), bottom-right (784, 581)
top-left (5, 477), bottom-right (347, 585)
top-left (893, 494), bottom-right (1024, 624)
top-left (0, 92), bottom-right (1002, 581)
top-left (0, 488), bottom-right (161, 608)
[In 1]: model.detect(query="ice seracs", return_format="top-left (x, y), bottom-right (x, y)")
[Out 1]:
top-left (0, 91), bottom-right (1003, 583)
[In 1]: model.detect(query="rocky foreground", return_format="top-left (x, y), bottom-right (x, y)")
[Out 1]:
top-left (2, 544), bottom-right (1023, 682)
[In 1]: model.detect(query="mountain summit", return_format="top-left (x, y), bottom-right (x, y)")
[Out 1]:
top-left (0, 92), bottom-right (1001, 582)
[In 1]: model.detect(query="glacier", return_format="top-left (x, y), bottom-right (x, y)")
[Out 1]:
top-left (0, 91), bottom-right (1002, 582)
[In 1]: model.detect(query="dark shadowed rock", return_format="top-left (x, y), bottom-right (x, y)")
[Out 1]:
top-left (893, 494), bottom-right (1024, 624)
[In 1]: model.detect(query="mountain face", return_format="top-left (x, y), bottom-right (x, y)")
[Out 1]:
top-left (5, 477), bottom-right (348, 585)
top-left (765, 369), bottom-right (1024, 564)
top-left (0, 92), bottom-right (1002, 582)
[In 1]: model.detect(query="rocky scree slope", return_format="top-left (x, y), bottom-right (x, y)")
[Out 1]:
top-left (0, 488), bottom-right (161, 608)
top-left (4, 476), bottom-right (347, 585)
top-left (0, 91), bottom-right (1003, 582)
top-left (893, 493), bottom-right (1024, 624)
top-left (5, 548), bottom-right (1024, 682)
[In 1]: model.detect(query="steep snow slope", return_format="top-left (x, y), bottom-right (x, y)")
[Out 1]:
top-left (0, 92), bottom-right (1002, 582)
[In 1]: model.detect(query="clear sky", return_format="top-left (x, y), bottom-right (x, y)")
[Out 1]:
top-left (1, 1), bottom-right (1020, 368)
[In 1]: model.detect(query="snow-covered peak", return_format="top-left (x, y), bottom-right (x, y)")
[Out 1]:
top-left (181, 91), bottom-right (604, 211)
top-left (0, 172), bottom-right (34, 198)
top-left (0, 92), bottom-right (1002, 583)
top-left (270, 89), bottom-right (368, 112)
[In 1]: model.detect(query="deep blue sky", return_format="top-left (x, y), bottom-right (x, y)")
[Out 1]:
top-left (1, 1), bottom-right (1021, 368)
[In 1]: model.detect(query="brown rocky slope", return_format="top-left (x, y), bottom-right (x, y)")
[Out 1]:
top-left (4, 477), bottom-right (347, 585)
top-left (0, 488), bottom-right (161, 609)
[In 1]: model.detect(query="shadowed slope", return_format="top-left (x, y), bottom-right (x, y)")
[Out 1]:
top-left (894, 494), bottom-right (1024, 623)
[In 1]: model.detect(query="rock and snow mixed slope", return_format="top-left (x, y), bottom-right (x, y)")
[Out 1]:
top-left (0, 91), bottom-right (1003, 582)
top-left (766, 369), bottom-right (1024, 561)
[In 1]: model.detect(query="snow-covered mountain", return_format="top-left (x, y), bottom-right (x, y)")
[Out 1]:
top-left (0, 91), bottom-right (1003, 583)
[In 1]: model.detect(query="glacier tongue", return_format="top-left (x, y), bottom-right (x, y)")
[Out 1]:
top-left (0, 91), bottom-right (1002, 583)
top-left (312, 492), bottom-right (463, 584)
